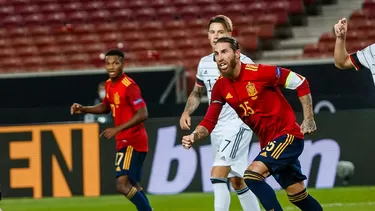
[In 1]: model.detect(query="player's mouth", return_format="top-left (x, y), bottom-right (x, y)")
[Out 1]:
top-left (108, 71), bottom-right (116, 76)
top-left (219, 62), bottom-right (228, 70)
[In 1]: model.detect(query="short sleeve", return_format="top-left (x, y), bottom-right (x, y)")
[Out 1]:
top-left (257, 64), bottom-right (306, 90)
top-left (199, 79), bottom-right (224, 133)
top-left (210, 78), bottom-right (225, 104)
top-left (126, 84), bottom-right (146, 111)
top-left (351, 43), bottom-right (375, 74)
top-left (102, 83), bottom-right (110, 106)
top-left (195, 59), bottom-right (205, 87)
top-left (256, 64), bottom-right (309, 96)
top-left (240, 54), bottom-right (254, 64)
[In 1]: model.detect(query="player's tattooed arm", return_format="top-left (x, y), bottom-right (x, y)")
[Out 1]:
top-left (183, 85), bottom-right (207, 115)
top-left (299, 94), bottom-right (313, 119)
top-left (193, 125), bottom-right (210, 141)
top-left (299, 94), bottom-right (317, 134)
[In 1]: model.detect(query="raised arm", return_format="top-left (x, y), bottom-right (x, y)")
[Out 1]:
top-left (333, 18), bottom-right (355, 69)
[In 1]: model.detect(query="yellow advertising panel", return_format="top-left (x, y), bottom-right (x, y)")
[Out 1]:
top-left (0, 123), bottom-right (100, 198)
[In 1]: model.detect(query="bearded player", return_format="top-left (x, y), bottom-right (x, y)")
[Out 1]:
top-left (182, 37), bottom-right (323, 211)
top-left (180, 15), bottom-right (260, 211)
top-left (70, 49), bottom-right (152, 211)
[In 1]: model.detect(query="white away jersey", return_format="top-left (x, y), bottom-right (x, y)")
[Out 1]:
top-left (195, 53), bottom-right (253, 127)
top-left (350, 43), bottom-right (375, 82)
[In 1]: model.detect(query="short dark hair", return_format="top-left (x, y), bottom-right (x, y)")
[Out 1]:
top-left (105, 49), bottom-right (124, 58)
top-left (215, 36), bottom-right (239, 51)
top-left (208, 15), bottom-right (233, 32)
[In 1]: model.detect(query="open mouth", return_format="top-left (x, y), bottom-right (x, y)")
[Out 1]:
top-left (219, 62), bottom-right (228, 70)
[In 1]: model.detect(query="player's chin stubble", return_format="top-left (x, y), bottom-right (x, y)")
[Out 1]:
top-left (224, 57), bottom-right (237, 79)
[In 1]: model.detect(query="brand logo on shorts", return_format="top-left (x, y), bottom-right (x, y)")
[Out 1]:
top-left (220, 156), bottom-right (226, 161)
top-left (122, 140), bottom-right (127, 143)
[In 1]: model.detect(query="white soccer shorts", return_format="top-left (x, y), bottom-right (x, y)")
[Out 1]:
top-left (210, 118), bottom-right (253, 178)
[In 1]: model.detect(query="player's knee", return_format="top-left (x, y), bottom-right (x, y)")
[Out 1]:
top-left (210, 177), bottom-right (228, 185)
top-left (116, 179), bottom-right (133, 195)
top-left (247, 161), bottom-right (270, 177)
top-left (229, 177), bottom-right (246, 190)
top-left (211, 166), bottom-right (230, 178)
top-left (285, 181), bottom-right (305, 196)
top-left (244, 170), bottom-right (266, 185)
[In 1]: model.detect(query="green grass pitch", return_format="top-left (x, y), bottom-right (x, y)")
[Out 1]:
top-left (1, 186), bottom-right (375, 211)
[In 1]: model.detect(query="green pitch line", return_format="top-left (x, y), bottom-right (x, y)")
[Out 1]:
top-left (1, 186), bottom-right (374, 211)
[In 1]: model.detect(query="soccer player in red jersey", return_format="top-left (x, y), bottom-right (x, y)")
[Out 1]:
top-left (182, 37), bottom-right (323, 211)
top-left (70, 49), bottom-right (152, 211)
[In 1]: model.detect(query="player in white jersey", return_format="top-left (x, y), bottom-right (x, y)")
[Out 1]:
top-left (180, 15), bottom-right (260, 211)
top-left (334, 18), bottom-right (375, 76)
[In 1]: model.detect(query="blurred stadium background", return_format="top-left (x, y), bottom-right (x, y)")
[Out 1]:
top-left (0, 0), bottom-right (375, 210)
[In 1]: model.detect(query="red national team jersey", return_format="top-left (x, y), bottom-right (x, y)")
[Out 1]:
top-left (103, 74), bottom-right (148, 152)
top-left (200, 63), bottom-right (310, 148)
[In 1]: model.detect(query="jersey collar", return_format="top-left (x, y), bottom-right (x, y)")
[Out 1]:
top-left (233, 62), bottom-right (246, 81)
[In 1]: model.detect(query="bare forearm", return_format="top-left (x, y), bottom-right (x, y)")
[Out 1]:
top-left (193, 125), bottom-right (210, 141)
top-left (183, 85), bottom-right (206, 115)
top-left (334, 37), bottom-right (350, 69)
top-left (184, 94), bottom-right (202, 114)
top-left (82, 103), bottom-right (109, 114)
top-left (299, 94), bottom-right (314, 120)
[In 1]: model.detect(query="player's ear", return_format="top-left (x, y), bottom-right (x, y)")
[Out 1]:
top-left (236, 49), bottom-right (240, 59)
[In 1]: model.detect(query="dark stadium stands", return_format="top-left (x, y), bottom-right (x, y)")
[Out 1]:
top-left (302, 0), bottom-right (375, 58)
top-left (0, 0), bottom-right (349, 74)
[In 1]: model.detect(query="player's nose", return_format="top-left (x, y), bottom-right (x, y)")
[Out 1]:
top-left (217, 54), bottom-right (223, 61)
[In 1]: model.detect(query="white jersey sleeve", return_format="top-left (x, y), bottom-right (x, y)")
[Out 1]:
top-left (240, 53), bottom-right (254, 64)
top-left (195, 58), bottom-right (205, 87)
top-left (351, 43), bottom-right (375, 74)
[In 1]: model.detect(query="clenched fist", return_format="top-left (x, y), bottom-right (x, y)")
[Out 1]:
top-left (334, 18), bottom-right (347, 39)
top-left (70, 103), bottom-right (83, 115)
top-left (182, 133), bottom-right (195, 149)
